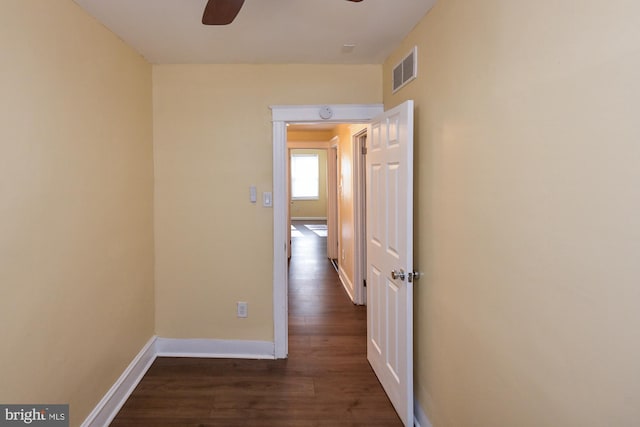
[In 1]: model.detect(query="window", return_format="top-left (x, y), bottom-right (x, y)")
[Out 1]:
top-left (291, 153), bottom-right (319, 200)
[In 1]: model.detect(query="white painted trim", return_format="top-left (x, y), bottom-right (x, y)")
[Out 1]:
top-left (271, 104), bottom-right (383, 123)
top-left (327, 141), bottom-right (339, 260)
top-left (291, 216), bottom-right (327, 221)
top-left (352, 126), bottom-right (368, 306)
top-left (271, 104), bottom-right (384, 360)
top-left (337, 265), bottom-right (356, 303)
top-left (155, 338), bottom-right (275, 359)
top-left (81, 336), bottom-right (158, 427)
top-left (413, 398), bottom-right (433, 427)
top-left (272, 119), bottom-right (289, 359)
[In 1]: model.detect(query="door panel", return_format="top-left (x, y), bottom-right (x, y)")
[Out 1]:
top-left (366, 100), bottom-right (414, 426)
top-left (387, 278), bottom-right (400, 380)
top-left (387, 162), bottom-right (401, 258)
top-left (370, 164), bottom-right (383, 246)
top-left (370, 265), bottom-right (383, 355)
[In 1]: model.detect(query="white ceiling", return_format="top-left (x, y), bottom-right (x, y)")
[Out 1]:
top-left (72, 0), bottom-right (435, 64)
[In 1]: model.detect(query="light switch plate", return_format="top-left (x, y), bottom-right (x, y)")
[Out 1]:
top-left (263, 192), bottom-right (272, 207)
top-left (250, 186), bottom-right (257, 203)
top-left (237, 302), bottom-right (248, 318)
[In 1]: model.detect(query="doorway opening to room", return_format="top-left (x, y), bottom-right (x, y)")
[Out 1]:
top-left (286, 123), bottom-right (367, 308)
top-left (272, 102), bottom-right (416, 426)
top-left (271, 104), bottom-right (383, 360)
top-left (285, 121), bottom-right (373, 415)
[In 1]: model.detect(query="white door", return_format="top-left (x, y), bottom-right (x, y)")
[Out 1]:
top-left (366, 100), bottom-right (414, 426)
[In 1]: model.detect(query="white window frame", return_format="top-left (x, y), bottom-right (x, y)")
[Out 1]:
top-left (290, 152), bottom-right (320, 200)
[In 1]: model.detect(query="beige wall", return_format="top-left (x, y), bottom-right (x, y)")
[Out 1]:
top-left (335, 124), bottom-right (356, 289)
top-left (287, 130), bottom-right (335, 142)
top-left (153, 64), bottom-right (381, 340)
top-left (10, 1), bottom-right (636, 424)
top-left (384, 0), bottom-right (640, 425)
top-left (0, 1), bottom-right (154, 425)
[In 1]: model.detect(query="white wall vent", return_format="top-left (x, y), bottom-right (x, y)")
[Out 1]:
top-left (392, 46), bottom-right (418, 93)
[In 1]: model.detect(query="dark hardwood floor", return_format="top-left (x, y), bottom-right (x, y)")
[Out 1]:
top-left (110, 220), bottom-right (402, 426)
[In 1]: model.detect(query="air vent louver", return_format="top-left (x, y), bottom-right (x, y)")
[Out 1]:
top-left (392, 46), bottom-right (417, 93)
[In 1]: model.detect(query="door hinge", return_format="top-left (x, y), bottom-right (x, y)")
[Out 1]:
top-left (363, 279), bottom-right (367, 287)
top-left (361, 145), bottom-right (367, 155)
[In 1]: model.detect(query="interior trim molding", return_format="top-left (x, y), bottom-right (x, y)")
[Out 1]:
top-left (352, 126), bottom-right (368, 306)
top-left (271, 104), bottom-right (383, 122)
top-left (81, 335), bottom-right (158, 427)
top-left (155, 338), bottom-right (275, 359)
top-left (414, 397), bottom-right (433, 427)
top-left (81, 336), bottom-right (276, 426)
top-left (272, 119), bottom-right (289, 359)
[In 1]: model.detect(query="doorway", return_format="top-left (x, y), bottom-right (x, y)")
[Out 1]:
top-left (287, 127), bottom-right (366, 304)
top-left (271, 104), bottom-right (383, 358)
top-left (287, 138), bottom-right (336, 261)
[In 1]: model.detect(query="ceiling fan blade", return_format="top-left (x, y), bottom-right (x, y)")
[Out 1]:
top-left (347, 0), bottom-right (364, 2)
top-left (202, 0), bottom-right (245, 25)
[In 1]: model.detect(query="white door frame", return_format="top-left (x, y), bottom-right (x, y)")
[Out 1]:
top-left (352, 128), bottom-right (368, 306)
top-left (270, 104), bottom-right (383, 358)
top-left (327, 139), bottom-right (339, 260)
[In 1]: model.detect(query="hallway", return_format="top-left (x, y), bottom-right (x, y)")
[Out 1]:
top-left (110, 221), bottom-right (401, 426)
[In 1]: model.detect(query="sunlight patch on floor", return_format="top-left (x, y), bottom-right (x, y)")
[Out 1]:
top-left (305, 224), bottom-right (327, 237)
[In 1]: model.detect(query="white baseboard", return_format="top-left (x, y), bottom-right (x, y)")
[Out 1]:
top-left (155, 338), bottom-right (275, 359)
top-left (81, 335), bottom-right (158, 427)
top-left (82, 337), bottom-right (275, 426)
top-left (291, 217), bottom-right (327, 221)
top-left (414, 397), bottom-right (433, 427)
top-left (338, 265), bottom-right (356, 303)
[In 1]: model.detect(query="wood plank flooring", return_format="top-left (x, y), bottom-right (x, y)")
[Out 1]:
top-left (111, 221), bottom-right (402, 426)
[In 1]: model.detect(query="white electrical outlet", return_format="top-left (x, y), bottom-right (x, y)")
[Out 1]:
top-left (237, 301), bottom-right (248, 318)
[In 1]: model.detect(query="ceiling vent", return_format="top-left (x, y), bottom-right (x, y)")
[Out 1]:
top-left (392, 46), bottom-right (418, 93)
